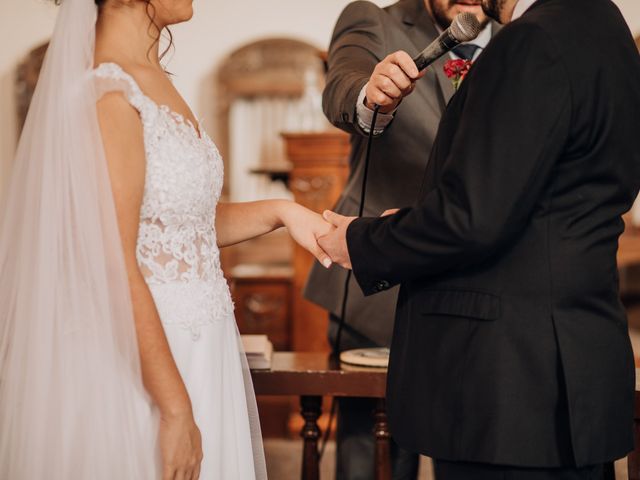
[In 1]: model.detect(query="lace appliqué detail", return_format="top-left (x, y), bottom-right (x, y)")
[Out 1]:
top-left (149, 281), bottom-right (235, 341)
top-left (93, 63), bottom-right (230, 340)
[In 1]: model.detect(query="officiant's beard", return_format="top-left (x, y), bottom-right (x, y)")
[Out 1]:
top-left (427, 0), bottom-right (489, 31)
top-left (481, 0), bottom-right (506, 22)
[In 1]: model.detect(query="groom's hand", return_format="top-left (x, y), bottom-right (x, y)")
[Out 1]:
top-left (317, 211), bottom-right (356, 269)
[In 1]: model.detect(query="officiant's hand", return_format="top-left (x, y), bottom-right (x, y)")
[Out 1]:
top-left (381, 208), bottom-right (399, 217)
top-left (317, 210), bottom-right (356, 269)
top-left (280, 202), bottom-right (335, 269)
top-left (365, 51), bottom-right (426, 114)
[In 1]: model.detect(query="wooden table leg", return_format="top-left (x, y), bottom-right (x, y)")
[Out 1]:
top-left (629, 416), bottom-right (640, 480)
top-left (374, 398), bottom-right (392, 480)
top-left (300, 395), bottom-right (322, 480)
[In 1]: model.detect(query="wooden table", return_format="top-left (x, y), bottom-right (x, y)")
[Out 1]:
top-left (251, 352), bottom-right (389, 480)
top-left (254, 356), bottom-right (640, 480)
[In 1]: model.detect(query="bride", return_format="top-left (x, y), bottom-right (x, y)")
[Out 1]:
top-left (0, 0), bottom-right (333, 478)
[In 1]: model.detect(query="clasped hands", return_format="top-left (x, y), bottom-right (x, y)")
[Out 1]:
top-left (288, 204), bottom-right (399, 271)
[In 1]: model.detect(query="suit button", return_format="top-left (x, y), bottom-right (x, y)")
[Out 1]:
top-left (374, 280), bottom-right (390, 292)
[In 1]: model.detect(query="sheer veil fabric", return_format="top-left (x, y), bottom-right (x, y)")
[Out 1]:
top-left (0, 0), bottom-right (160, 477)
top-left (0, 0), bottom-right (269, 477)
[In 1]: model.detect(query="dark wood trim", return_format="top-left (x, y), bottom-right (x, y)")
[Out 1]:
top-left (251, 352), bottom-right (387, 397)
top-left (374, 399), bottom-right (392, 480)
top-left (300, 396), bottom-right (322, 480)
top-left (252, 353), bottom-right (390, 479)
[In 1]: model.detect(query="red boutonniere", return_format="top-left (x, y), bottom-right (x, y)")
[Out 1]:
top-left (444, 59), bottom-right (473, 91)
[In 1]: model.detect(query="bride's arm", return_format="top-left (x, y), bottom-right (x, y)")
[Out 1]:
top-left (216, 200), bottom-right (334, 268)
top-left (97, 92), bottom-right (202, 478)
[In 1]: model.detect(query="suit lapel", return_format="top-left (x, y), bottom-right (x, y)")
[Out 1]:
top-left (399, 0), bottom-right (455, 110)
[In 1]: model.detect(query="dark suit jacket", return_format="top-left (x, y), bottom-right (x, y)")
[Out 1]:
top-left (305, 0), bottom-right (495, 347)
top-left (347, 0), bottom-right (640, 468)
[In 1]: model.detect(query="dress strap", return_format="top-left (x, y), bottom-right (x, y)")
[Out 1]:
top-left (92, 62), bottom-right (151, 114)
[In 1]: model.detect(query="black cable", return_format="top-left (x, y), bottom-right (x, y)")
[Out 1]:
top-left (318, 104), bottom-right (381, 461)
top-left (334, 104), bottom-right (380, 354)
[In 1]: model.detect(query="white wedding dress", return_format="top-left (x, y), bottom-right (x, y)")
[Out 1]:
top-left (92, 62), bottom-right (266, 479)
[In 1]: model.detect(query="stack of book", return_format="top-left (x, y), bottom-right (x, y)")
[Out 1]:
top-left (241, 334), bottom-right (274, 370)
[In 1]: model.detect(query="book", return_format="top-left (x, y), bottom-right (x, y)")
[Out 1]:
top-left (241, 334), bottom-right (274, 370)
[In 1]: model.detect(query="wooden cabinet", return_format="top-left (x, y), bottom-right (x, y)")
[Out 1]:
top-left (282, 131), bottom-right (350, 353)
top-left (230, 265), bottom-right (294, 437)
top-left (230, 264), bottom-right (293, 351)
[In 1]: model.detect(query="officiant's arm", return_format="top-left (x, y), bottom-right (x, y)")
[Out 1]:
top-left (328, 25), bottom-right (572, 295)
top-left (216, 200), bottom-right (333, 267)
top-left (323, 1), bottom-right (385, 135)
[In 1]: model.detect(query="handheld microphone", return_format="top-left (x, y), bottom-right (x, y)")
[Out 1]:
top-left (413, 12), bottom-right (482, 71)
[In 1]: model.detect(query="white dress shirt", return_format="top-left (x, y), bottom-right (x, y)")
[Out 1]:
top-left (356, 22), bottom-right (493, 135)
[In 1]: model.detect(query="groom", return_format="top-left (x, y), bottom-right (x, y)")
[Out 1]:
top-left (318, 0), bottom-right (640, 478)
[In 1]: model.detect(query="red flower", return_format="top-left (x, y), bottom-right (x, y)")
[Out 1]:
top-left (443, 59), bottom-right (473, 91)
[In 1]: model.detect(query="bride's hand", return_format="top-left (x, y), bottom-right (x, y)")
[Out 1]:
top-left (159, 410), bottom-right (203, 480)
top-left (279, 202), bottom-right (335, 268)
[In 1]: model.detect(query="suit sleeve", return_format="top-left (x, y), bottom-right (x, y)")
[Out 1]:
top-left (322, 1), bottom-right (387, 135)
top-left (346, 23), bottom-right (573, 295)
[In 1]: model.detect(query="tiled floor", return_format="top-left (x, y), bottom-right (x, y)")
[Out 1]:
top-left (264, 439), bottom-right (437, 479)
top-left (264, 440), bottom-right (627, 480)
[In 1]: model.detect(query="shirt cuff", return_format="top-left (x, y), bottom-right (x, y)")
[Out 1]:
top-left (355, 83), bottom-right (396, 135)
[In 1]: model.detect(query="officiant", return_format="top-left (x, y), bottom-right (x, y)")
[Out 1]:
top-left (304, 0), bottom-right (495, 478)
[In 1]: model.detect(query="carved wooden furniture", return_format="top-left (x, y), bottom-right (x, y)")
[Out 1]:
top-left (217, 38), bottom-right (326, 272)
top-left (251, 352), bottom-right (391, 480)
top-left (254, 359), bottom-right (640, 480)
top-left (230, 264), bottom-right (293, 351)
top-left (232, 131), bottom-right (349, 439)
top-left (229, 264), bottom-right (294, 437)
top-left (216, 38), bottom-right (325, 197)
top-left (15, 42), bottom-right (48, 135)
top-left (282, 131), bottom-right (351, 352)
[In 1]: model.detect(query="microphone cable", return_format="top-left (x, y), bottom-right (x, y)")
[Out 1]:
top-left (318, 104), bottom-right (381, 461)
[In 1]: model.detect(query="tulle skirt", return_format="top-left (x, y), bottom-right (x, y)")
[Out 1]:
top-left (152, 282), bottom-right (264, 479)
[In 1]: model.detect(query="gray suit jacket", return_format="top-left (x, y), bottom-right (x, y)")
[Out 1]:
top-left (304, 0), bottom-right (492, 346)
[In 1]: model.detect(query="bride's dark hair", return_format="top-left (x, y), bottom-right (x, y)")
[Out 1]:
top-left (52, 0), bottom-right (174, 62)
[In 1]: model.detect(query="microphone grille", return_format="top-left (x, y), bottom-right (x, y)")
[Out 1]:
top-left (450, 12), bottom-right (482, 43)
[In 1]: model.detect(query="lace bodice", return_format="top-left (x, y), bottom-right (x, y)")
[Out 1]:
top-left (93, 63), bottom-right (233, 339)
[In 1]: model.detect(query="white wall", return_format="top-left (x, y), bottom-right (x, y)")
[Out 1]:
top-left (617, 0), bottom-right (640, 35)
top-left (1, 0), bottom-right (639, 194)
top-left (0, 0), bottom-right (59, 195)
top-left (0, 0), bottom-right (392, 194)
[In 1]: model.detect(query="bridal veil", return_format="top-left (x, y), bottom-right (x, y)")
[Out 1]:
top-left (0, 0), bottom-right (159, 477)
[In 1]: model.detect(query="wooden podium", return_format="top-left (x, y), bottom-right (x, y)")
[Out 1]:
top-left (282, 131), bottom-right (350, 353)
